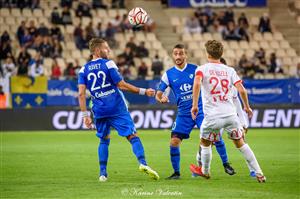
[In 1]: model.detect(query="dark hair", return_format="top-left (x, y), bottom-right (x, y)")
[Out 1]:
top-left (89, 38), bottom-right (106, 54)
top-left (220, 57), bottom-right (227, 65)
top-left (205, 40), bottom-right (223, 59)
top-left (173, 44), bottom-right (185, 49)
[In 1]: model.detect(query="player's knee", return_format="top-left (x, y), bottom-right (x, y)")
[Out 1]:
top-left (170, 138), bottom-right (181, 147)
top-left (201, 138), bottom-right (211, 147)
top-left (126, 133), bottom-right (138, 141)
top-left (233, 138), bottom-right (245, 148)
top-left (214, 139), bottom-right (224, 147)
top-left (100, 137), bottom-right (110, 145)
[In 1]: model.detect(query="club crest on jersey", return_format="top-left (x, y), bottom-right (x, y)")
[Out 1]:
top-left (189, 74), bottom-right (193, 79)
top-left (180, 83), bottom-right (192, 92)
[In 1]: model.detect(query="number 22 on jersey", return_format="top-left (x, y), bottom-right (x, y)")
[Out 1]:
top-left (87, 71), bottom-right (111, 91)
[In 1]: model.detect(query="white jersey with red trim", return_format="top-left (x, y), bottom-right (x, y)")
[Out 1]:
top-left (195, 62), bottom-right (242, 119)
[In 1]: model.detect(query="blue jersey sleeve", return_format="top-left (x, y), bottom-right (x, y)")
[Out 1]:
top-left (157, 72), bottom-right (169, 92)
top-left (106, 60), bottom-right (123, 85)
top-left (78, 67), bottom-right (86, 85)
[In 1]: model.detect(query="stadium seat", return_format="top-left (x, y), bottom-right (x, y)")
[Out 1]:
top-left (274, 32), bottom-right (284, 41)
top-left (97, 10), bottom-right (108, 18)
top-left (44, 9), bottom-right (51, 18)
top-left (0, 17), bottom-right (3, 24)
top-left (245, 49), bottom-right (255, 58)
top-left (44, 58), bottom-right (54, 70)
top-left (286, 49), bottom-right (297, 57)
top-left (33, 9), bottom-right (44, 17)
top-left (269, 41), bottom-right (280, 49)
top-left (78, 58), bottom-right (87, 67)
top-left (192, 33), bottom-right (203, 41)
top-left (235, 49), bottom-right (245, 58)
top-left (276, 49), bottom-right (286, 58)
top-left (182, 33), bottom-right (193, 42)
top-left (115, 33), bottom-right (125, 42)
top-left (118, 9), bottom-right (127, 16)
top-left (188, 42), bottom-right (199, 50)
top-left (135, 32), bottom-right (146, 41)
top-left (133, 58), bottom-right (142, 67)
top-left (264, 73), bottom-right (275, 79)
top-left (11, 8), bottom-right (21, 17)
top-left (203, 33), bottom-right (213, 41)
top-left (170, 17), bottom-right (180, 27)
top-left (27, 49), bottom-right (37, 58)
top-left (56, 58), bottom-right (66, 70)
top-left (250, 16), bottom-right (259, 26)
top-left (280, 41), bottom-right (291, 49)
top-left (5, 17), bottom-right (15, 25)
top-left (0, 8), bottom-right (10, 17)
top-left (228, 41), bottom-right (239, 50)
top-left (282, 57), bottom-right (292, 66)
top-left (71, 50), bottom-right (82, 59)
top-left (66, 42), bottom-right (76, 50)
top-left (259, 41), bottom-right (270, 49)
top-left (81, 17), bottom-right (91, 27)
top-left (144, 41), bottom-right (152, 49)
top-left (152, 41), bottom-right (162, 50)
top-left (0, 25), bottom-right (10, 32)
top-left (275, 73), bottom-right (286, 79)
top-left (108, 10), bottom-right (118, 18)
top-left (146, 33), bottom-right (157, 42)
top-left (92, 17), bottom-right (102, 27)
top-left (249, 41), bottom-right (260, 50)
top-left (253, 32), bottom-right (263, 41)
top-left (22, 9), bottom-right (32, 17)
top-left (263, 32), bottom-right (273, 41)
top-left (224, 49), bottom-right (235, 58)
top-left (289, 66), bottom-right (298, 76)
top-left (193, 49), bottom-right (205, 58)
top-left (239, 41), bottom-right (249, 50)
top-left (212, 32), bottom-right (222, 41)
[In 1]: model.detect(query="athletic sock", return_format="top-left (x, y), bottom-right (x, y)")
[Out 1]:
top-left (170, 146), bottom-right (180, 173)
top-left (238, 144), bottom-right (263, 175)
top-left (214, 138), bottom-right (229, 165)
top-left (129, 136), bottom-right (147, 165)
top-left (201, 145), bottom-right (212, 174)
top-left (98, 138), bottom-right (110, 177)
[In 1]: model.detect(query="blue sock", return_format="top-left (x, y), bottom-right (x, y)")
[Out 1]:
top-left (214, 138), bottom-right (228, 165)
top-left (129, 137), bottom-right (147, 165)
top-left (170, 146), bottom-right (180, 173)
top-left (98, 138), bottom-right (110, 177)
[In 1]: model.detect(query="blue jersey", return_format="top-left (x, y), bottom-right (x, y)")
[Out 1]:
top-left (78, 58), bottom-right (127, 119)
top-left (157, 63), bottom-right (203, 116)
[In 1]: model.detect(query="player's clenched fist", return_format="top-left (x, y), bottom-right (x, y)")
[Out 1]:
top-left (159, 95), bottom-right (169, 103)
top-left (191, 106), bottom-right (199, 120)
top-left (146, 88), bottom-right (156, 97)
top-left (83, 116), bottom-right (93, 129)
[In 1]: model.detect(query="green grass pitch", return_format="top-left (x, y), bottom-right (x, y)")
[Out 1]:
top-left (1, 129), bottom-right (299, 199)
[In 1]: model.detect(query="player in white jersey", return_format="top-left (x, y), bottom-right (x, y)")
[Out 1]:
top-left (192, 57), bottom-right (256, 178)
top-left (191, 40), bottom-right (266, 183)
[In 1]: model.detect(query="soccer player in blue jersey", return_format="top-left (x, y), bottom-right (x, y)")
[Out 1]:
top-left (78, 38), bottom-right (159, 182)
top-left (155, 44), bottom-right (235, 179)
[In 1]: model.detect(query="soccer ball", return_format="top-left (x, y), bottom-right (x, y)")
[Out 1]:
top-left (128, 7), bottom-right (148, 26)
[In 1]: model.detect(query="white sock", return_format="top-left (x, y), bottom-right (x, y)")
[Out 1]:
top-left (245, 160), bottom-right (255, 173)
top-left (201, 145), bottom-right (212, 174)
top-left (238, 144), bottom-right (263, 175)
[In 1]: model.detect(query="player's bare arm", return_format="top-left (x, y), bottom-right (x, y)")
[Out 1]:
top-left (155, 91), bottom-right (169, 103)
top-left (78, 84), bottom-right (93, 129)
top-left (117, 80), bottom-right (155, 97)
top-left (235, 82), bottom-right (253, 118)
top-left (191, 74), bottom-right (202, 120)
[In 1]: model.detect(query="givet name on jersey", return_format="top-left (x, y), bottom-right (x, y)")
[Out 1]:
top-left (209, 70), bottom-right (228, 77)
top-left (88, 64), bottom-right (101, 70)
top-left (94, 89), bottom-right (115, 98)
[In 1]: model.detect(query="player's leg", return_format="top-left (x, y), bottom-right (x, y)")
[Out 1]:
top-left (110, 112), bottom-right (159, 180)
top-left (226, 116), bottom-right (266, 183)
top-left (200, 137), bottom-right (213, 178)
top-left (167, 134), bottom-right (182, 179)
top-left (242, 128), bottom-right (256, 177)
top-left (167, 116), bottom-right (193, 180)
top-left (95, 118), bottom-right (111, 182)
top-left (214, 134), bottom-right (236, 175)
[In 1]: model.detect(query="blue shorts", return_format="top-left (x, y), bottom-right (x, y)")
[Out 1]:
top-left (171, 113), bottom-right (204, 139)
top-left (95, 112), bottom-right (136, 139)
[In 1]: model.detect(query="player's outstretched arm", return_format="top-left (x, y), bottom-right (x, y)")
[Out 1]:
top-left (155, 91), bottom-right (169, 103)
top-left (78, 84), bottom-right (93, 129)
top-left (235, 82), bottom-right (253, 118)
top-left (191, 74), bottom-right (202, 120)
top-left (117, 80), bottom-right (155, 97)
top-left (233, 96), bottom-right (248, 131)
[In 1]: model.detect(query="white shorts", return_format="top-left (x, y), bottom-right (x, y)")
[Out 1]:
top-left (200, 115), bottom-right (243, 142)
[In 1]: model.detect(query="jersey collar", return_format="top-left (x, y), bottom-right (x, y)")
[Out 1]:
top-left (91, 58), bottom-right (102, 61)
top-left (175, 63), bottom-right (187, 72)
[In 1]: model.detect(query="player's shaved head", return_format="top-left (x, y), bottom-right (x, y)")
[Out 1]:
top-left (205, 40), bottom-right (223, 60)
top-left (89, 38), bottom-right (107, 54)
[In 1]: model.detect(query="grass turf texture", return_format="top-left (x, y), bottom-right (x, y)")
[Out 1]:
top-left (1, 129), bottom-right (299, 199)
